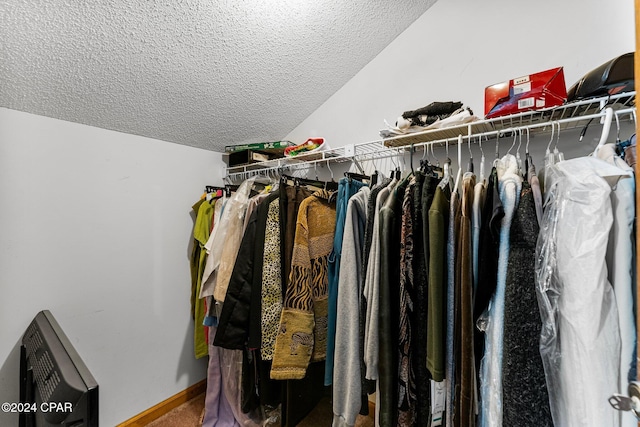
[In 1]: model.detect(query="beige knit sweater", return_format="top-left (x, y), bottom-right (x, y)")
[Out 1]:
top-left (270, 189), bottom-right (336, 380)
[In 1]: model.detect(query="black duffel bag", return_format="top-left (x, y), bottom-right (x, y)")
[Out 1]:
top-left (567, 52), bottom-right (634, 101)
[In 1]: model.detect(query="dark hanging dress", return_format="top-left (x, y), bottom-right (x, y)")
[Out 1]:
top-left (397, 177), bottom-right (417, 426)
top-left (379, 179), bottom-right (407, 426)
top-left (473, 168), bottom-right (504, 378)
top-left (502, 182), bottom-right (553, 427)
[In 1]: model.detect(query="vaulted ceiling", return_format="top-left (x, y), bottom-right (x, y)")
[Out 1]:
top-left (1, 1), bottom-right (438, 152)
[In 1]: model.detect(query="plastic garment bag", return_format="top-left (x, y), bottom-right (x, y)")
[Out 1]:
top-left (200, 177), bottom-right (257, 301)
top-left (535, 157), bottom-right (625, 427)
top-left (205, 323), bottom-right (278, 427)
top-left (596, 144), bottom-right (637, 427)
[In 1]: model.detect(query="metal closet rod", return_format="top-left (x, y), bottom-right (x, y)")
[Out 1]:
top-left (224, 141), bottom-right (406, 181)
top-left (224, 148), bottom-right (404, 182)
top-left (225, 105), bottom-right (636, 182)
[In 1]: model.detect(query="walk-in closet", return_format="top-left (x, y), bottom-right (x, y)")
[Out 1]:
top-left (0, 0), bottom-right (638, 426)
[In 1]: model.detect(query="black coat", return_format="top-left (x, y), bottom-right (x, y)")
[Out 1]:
top-left (214, 191), bottom-right (278, 350)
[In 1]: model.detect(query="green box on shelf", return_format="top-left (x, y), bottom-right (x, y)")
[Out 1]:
top-left (224, 140), bottom-right (294, 153)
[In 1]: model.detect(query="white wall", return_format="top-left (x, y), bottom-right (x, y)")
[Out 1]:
top-left (285, 0), bottom-right (635, 149)
top-left (0, 108), bottom-right (225, 426)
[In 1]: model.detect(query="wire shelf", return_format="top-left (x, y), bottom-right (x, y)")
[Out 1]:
top-left (224, 92), bottom-right (635, 182)
top-left (382, 92), bottom-right (636, 147)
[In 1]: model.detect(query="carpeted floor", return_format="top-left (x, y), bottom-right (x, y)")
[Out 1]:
top-left (146, 394), bottom-right (205, 427)
top-left (145, 393), bottom-right (374, 426)
top-left (296, 397), bottom-right (374, 427)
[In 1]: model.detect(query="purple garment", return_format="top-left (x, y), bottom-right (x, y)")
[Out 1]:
top-left (202, 326), bottom-right (241, 427)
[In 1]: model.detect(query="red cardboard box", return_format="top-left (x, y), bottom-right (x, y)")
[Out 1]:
top-left (484, 67), bottom-right (567, 119)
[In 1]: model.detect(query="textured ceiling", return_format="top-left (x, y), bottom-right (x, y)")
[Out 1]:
top-left (1, 0), bottom-right (437, 152)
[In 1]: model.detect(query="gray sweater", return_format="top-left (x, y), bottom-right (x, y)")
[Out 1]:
top-left (363, 180), bottom-right (395, 382)
top-left (333, 186), bottom-right (370, 427)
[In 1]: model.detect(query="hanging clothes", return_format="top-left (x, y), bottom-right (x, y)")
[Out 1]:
top-left (277, 181), bottom-right (324, 427)
top-left (454, 172), bottom-right (476, 427)
top-left (397, 176), bottom-right (418, 426)
top-left (253, 197), bottom-right (287, 416)
top-left (527, 158), bottom-right (543, 226)
top-left (271, 189), bottom-right (337, 379)
top-left (479, 154), bottom-right (521, 427)
top-left (426, 184), bottom-right (451, 383)
top-left (261, 197), bottom-right (284, 361)
top-left (200, 178), bottom-right (256, 302)
top-left (501, 182), bottom-right (552, 427)
top-left (363, 178), bottom-right (395, 383)
top-left (471, 177), bottom-right (486, 293)
top-left (378, 178), bottom-right (408, 427)
top-left (190, 198), bottom-right (207, 320)
top-left (214, 191), bottom-right (277, 350)
top-left (333, 186), bottom-right (370, 427)
top-left (445, 184), bottom-right (461, 427)
top-left (279, 182), bottom-right (313, 295)
top-left (415, 172), bottom-right (436, 427)
top-left (473, 167), bottom-right (503, 380)
top-left (192, 198), bottom-right (217, 359)
top-left (360, 177), bottom-right (392, 402)
top-left (202, 326), bottom-right (243, 427)
top-left (209, 190), bottom-right (278, 426)
top-left (326, 177), bottom-right (368, 385)
top-left (536, 156), bottom-right (625, 427)
top-left (597, 144), bottom-right (637, 427)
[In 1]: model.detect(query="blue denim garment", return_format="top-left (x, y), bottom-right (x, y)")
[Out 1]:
top-left (325, 177), bottom-right (367, 386)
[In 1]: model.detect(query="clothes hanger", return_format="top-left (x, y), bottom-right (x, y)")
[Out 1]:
top-left (371, 170), bottom-right (378, 186)
top-left (515, 129), bottom-right (524, 176)
top-left (401, 148), bottom-right (408, 178)
top-left (593, 107), bottom-right (613, 156)
top-left (438, 140), bottom-right (452, 190)
top-left (345, 171), bottom-right (370, 182)
top-left (479, 135), bottom-right (486, 182)
top-left (224, 184), bottom-right (238, 197)
top-left (494, 130), bottom-right (501, 166)
top-left (289, 174), bottom-right (325, 190)
top-left (369, 156), bottom-right (380, 186)
top-left (203, 185), bottom-right (224, 201)
top-left (506, 128), bottom-right (518, 156)
top-left (324, 161), bottom-right (338, 191)
top-left (545, 121), bottom-right (556, 168)
top-left (467, 134), bottom-right (474, 173)
top-left (269, 168), bottom-right (280, 192)
top-left (429, 143), bottom-right (443, 174)
top-left (524, 128), bottom-right (533, 179)
top-left (420, 144), bottom-right (429, 172)
top-left (553, 121), bottom-right (564, 162)
top-left (410, 144), bottom-right (415, 175)
top-left (613, 109), bottom-right (637, 158)
top-left (390, 151), bottom-right (399, 180)
top-left (544, 122), bottom-right (559, 187)
top-left (452, 135), bottom-right (463, 195)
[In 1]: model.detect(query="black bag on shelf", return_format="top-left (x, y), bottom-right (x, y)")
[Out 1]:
top-left (567, 52), bottom-right (634, 101)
